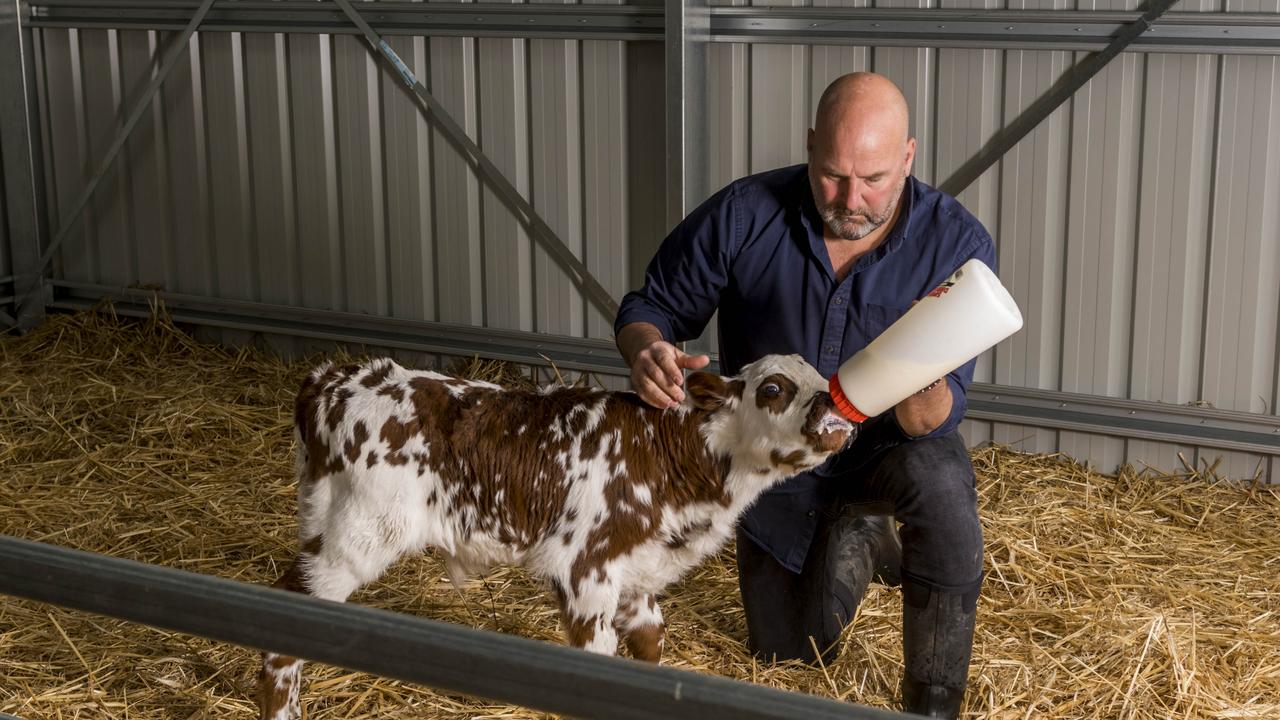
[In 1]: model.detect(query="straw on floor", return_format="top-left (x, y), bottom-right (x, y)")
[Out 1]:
top-left (1, 308), bottom-right (1277, 719)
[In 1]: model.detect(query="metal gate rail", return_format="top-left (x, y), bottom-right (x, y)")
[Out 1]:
top-left (0, 534), bottom-right (907, 720)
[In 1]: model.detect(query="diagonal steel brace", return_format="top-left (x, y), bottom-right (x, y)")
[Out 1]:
top-left (329, 0), bottom-right (621, 321)
top-left (940, 0), bottom-right (1180, 198)
top-left (37, 0), bottom-right (217, 272)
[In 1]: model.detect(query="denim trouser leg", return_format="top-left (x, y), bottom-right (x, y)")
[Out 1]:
top-left (856, 431), bottom-right (984, 597)
top-left (737, 430), bottom-right (983, 662)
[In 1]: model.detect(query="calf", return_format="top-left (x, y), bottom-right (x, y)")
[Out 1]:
top-left (259, 353), bottom-right (854, 719)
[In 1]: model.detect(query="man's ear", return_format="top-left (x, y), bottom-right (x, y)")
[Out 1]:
top-left (686, 372), bottom-right (730, 411)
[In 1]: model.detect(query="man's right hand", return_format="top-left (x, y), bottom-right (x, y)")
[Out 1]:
top-left (616, 323), bottom-right (711, 410)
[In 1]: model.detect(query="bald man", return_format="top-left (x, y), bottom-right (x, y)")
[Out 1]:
top-left (614, 72), bottom-right (991, 718)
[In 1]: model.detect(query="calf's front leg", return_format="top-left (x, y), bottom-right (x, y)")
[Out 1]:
top-left (555, 577), bottom-right (621, 655)
top-left (615, 592), bottom-right (665, 662)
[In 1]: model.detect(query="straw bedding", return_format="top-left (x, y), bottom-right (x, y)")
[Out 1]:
top-left (1, 308), bottom-right (1277, 719)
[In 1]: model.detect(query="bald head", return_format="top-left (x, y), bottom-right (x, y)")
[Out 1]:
top-left (813, 72), bottom-right (911, 151)
top-left (806, 73), bottom-right (916, 242)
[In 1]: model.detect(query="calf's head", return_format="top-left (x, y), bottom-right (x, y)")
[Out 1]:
top-left (685, 354), bottom-right (855, 475)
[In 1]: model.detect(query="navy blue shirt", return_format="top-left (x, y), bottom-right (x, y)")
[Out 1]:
top-left (615, 164), bottom-right (996, 572)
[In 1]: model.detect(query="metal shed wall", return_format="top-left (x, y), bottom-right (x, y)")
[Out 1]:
top-left (704, 5), bottom-right (1279, 481)
top-left (27, 2), bottom-right (1280, 481)
top-left (30, 22), bottom-right (663, 342)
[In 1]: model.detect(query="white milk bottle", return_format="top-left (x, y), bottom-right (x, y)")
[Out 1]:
top-left (829, 258), bottom-right (1023, 423)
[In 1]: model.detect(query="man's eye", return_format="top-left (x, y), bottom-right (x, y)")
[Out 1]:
top-left (760, 383), bottom-right (782, 397)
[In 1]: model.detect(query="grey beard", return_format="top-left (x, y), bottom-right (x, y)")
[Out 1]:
top-left (818, 201), bottom-right (892, 241)
top-left (811, 176), bottom-right (905, 241)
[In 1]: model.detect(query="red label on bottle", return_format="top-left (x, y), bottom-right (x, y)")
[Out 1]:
top-left (926, 282), bottom-right (953, 298)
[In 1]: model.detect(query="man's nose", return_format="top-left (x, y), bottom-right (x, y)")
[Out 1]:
top-left (837, 178), bottom-right (860, 207)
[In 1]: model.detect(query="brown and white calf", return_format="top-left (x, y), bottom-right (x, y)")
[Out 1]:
top-left (258, 353), bottom-right (854, 719)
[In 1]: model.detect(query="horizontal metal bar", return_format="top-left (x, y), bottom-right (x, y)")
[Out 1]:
top-left (967, 384), bottom-right (1280, 456)
top-left (27, 0), bottom-right (665, 40)
top-left (709, 8), bottom-right (1280, 53)
top-left (49, 280), bottom-right (634, 376)
top-left (48, 283), bottom-right (1280, 455)
top-left (24, 2), bottom-right (1280, 52)
top-left (0, 534), bottom-right (903, 720)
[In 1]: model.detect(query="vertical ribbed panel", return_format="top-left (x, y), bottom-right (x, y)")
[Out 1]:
top-left (582, 37), bottom-right (629, 340)
top-left (333, 33), bottom-right (388, 316)
top-left (1057, 51), bottom-right (1141, 473)
top-left (288, 34), bottom-right (341, 311)
top-left (1201, 54), bottom-right (1280, 480)
top-left (624, 41), bottom-right (665, 289)
top-left (478, 32), bottom-right (532, 331)
top-left (992, 48), bottom-right (1071, 454)
top-left (381, 35), bottom-right (435, 323)
top-left (529, 35), bottom-right (583, 337)
top-left (1127, 53), bottom-right (1216, 474)
top-left (429, 31), bottom-right (484, 327)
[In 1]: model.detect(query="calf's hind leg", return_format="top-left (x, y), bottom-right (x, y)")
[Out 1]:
top-left (257, 528), bottom-right (409, 720)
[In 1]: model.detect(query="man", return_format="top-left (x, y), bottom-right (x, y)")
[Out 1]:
top-left (613, 72), bottom-right (992, 718)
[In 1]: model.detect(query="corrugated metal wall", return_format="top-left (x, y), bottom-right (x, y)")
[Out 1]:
top-left (703, 5), bottom-right (1279, 481)
top-left (28, 4), bottom-right (1280, 480)
top-left (31, 23), bottom-right (663, 344)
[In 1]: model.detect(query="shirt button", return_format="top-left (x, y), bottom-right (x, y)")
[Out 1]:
top-left (807, 511), bottom-right (816, 518)
top-left (834, 297), bottom-right (844, 305)
top-left (825, 345), bottom-right (835, 354)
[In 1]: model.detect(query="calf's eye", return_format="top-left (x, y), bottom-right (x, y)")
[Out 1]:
top-left (760, 383), bottom-right (782, 398)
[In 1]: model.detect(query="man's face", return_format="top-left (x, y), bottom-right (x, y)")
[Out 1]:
top-left (807, 124), bottom-right (915, 241)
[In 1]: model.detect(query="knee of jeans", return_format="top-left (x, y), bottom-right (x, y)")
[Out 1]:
top-left (884, 437), bottom-right (977, 503)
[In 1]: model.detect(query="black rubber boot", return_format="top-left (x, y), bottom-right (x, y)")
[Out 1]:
top-left (827, 512), bottom-right (903, 635)
top-left (900, 582), bottom-right (978, 719)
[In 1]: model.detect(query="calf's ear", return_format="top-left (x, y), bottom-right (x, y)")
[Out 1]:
top-left (686, 372), bottom-right (735, 411)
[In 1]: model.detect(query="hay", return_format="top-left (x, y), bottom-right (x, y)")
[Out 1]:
top-left (1, 308), bottom-right (1277, 719)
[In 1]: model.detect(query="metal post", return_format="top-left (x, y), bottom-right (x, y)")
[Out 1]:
top-left (1, 0), bottom-right (48, 330)
top-left (664, 0), bottom-right (709, 228)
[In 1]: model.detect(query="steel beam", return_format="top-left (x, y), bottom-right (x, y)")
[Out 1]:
top-left (1, 0), bottom-right (47, 330)
top-left (50, 280), bottom-right (630, 376)
top-left (24, 2), bottom-right (1280, 54)
top-left (47, 281), bottom-right (1280, 457)
top-left (967, 386), bottom-right (1280, 458)
top-left (709, 8), bottom-right (1280, 54)
top-left (0, 534), bottom-right (907, 720)
top-left (28, 0), bottom-right (665, 40)
top-left (666, 0), bottom-right (710, 228)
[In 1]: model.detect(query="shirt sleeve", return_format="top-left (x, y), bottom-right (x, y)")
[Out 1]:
top-left (897, 228), bottom-right (998, 440)
top-left (613, 183), bottom-right (740, 343)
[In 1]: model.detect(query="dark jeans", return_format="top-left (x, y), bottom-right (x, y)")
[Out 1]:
top-left (736, 430), bottom-right (983, 663)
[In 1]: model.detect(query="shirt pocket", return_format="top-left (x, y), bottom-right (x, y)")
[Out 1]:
top-left (859, 302), bottom-right (911, 340)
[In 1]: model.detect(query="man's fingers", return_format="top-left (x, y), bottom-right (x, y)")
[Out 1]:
top-left (656, 352), bottom-right (685, 386)
top-left (677, 352), bottom-right (711, 370)
top-left (636, 374), bottom-right (681, 409)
